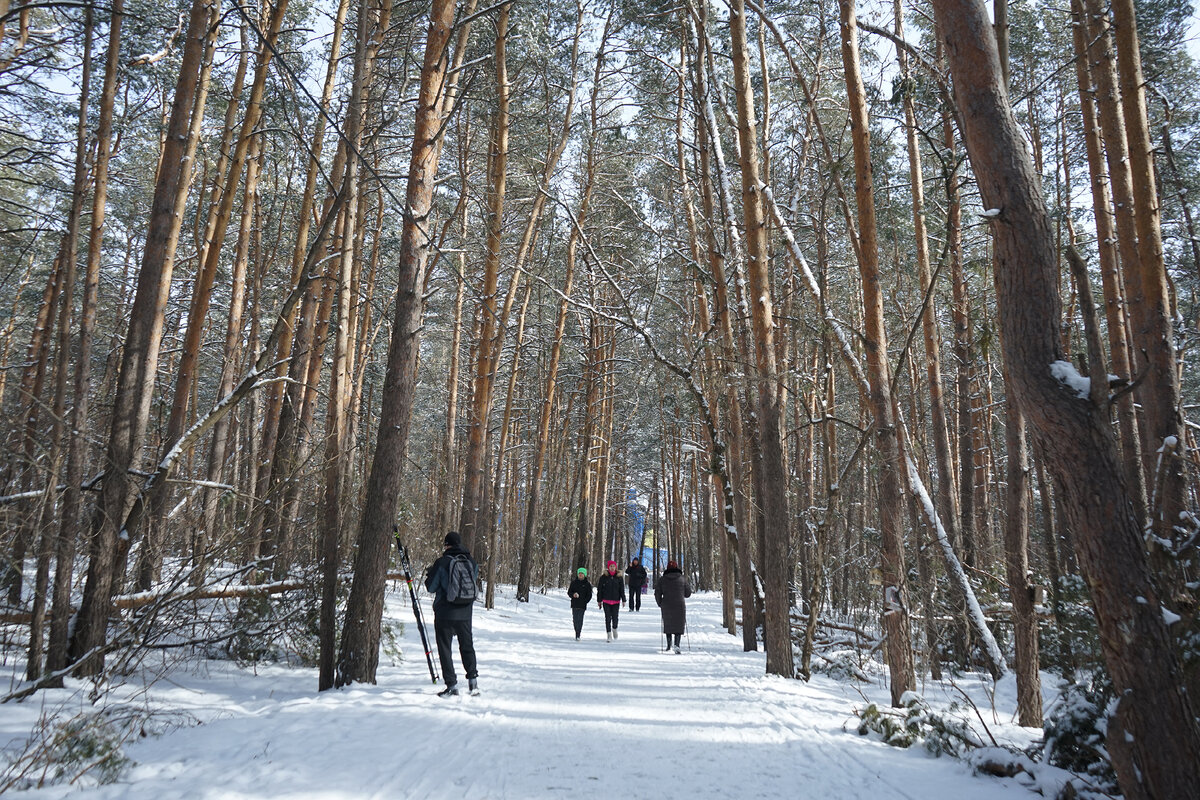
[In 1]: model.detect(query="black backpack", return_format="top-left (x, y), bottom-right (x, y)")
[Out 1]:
top-left (444, 554), bottom-right (477, 605)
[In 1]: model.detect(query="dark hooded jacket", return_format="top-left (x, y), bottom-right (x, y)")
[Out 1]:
top-left (568, 576), bottom-right (593, 609)
top-left (425, 544), bottom-right (477, 621)
top-left (654, 566), bottom-right (692, 635)
top-left (626, 561), bottom-right (648, 590)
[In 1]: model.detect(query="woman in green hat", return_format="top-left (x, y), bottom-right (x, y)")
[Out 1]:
top-left (567, 567), bottom-right (593, 640)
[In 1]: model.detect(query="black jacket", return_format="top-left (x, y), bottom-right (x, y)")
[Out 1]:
top-left (568, 577), bottom-right (593, 609)
top-left (425, 545), bottom-right (477, 621)
top-left (596, 571), bottom-right (625, 605)
top-left (626, 562), bottom-right (647, 588)
top-left (654, 567), bottom-right (692, 634)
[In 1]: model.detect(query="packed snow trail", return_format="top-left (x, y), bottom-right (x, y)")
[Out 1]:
top-left (7, 587), bottom-right (1041, 799)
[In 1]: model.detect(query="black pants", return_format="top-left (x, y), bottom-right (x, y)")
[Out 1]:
top-left (572, 608), bottom-right (586, 638)
top-left (602, 603), bottom-right (620, 632)
top-left (434, 616), bottom-right (478, 687)
top-left (629, 586), bottom-right (642, 611)
top-left (666, 632), bottom-right (681, 648)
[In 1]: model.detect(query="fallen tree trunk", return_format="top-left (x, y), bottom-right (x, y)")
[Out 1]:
top-left (1, 572), bottom-right (406, 625)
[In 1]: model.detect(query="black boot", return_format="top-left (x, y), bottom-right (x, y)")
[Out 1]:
top-left (438, 684), bottom-right (459, 697)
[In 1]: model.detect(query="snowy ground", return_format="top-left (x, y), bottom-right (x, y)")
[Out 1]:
top-left (2, 586), bottom-right (1052, 798)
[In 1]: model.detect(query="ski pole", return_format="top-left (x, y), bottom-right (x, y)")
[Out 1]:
top-left (393, 530), bottom-right (440, 684)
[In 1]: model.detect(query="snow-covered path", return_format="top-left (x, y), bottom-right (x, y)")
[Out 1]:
top-left (7, 587), bottom-right (1039, 799)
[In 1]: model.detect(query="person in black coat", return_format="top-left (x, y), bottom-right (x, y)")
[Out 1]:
top-left (425, 531), bottom-right (479, 696)
top-left (567, 567), bottom-right (593, 640)
top-left (625, 558), bottom-right (647, 611)
top-left (655, 560), bottom-right (692, 653)
top-left (596, 560), bottom-right (625, 641)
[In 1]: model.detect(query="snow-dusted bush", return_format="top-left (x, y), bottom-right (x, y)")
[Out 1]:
top-left (855, 691), bottom-right (983, 756)
top-left (224, 582), bottom-right (325, 666)
top-left (810, 649), bottom-right (872, 683)
top-left (1040, 675), bottom-right (1117, 793)
top-left (380, 617), bottom-right (407, 666)
top-left (1, 707), bottom-right (132, 790)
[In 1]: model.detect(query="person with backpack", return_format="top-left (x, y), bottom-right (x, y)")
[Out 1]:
top-left (425, 531), bottom-right (479, 697)
top-left (567, 567), bottom-right (593, 640)
top-left (625, 557), bottom-right (647, 611)
top-left (655, 559), bottom-right (692, 654)
top-left (596, 560), bottom-right (625, 642)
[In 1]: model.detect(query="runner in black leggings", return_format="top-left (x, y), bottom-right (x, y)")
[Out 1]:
top-left (596, 560), bottom-right (625, 642)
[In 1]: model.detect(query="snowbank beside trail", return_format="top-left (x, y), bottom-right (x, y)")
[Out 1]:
top-left (3, 586), bottom-right (1043, 799)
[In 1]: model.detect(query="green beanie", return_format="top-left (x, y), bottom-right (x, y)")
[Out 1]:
top-left (577, 567), bottom-right (587, 576)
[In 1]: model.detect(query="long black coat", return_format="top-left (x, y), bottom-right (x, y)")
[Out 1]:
top-left (654, 567), bottom-right (691, 634)
top-left (568, 577), bottom-right (593, 609)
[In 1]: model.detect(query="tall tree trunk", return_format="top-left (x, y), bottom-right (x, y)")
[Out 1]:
top-left (1068, 0), bottom-right (1145, 523)
top-left (138, 0), bottom-right (290, 590)
top-left (1081, 0), bottom-right (1151, 512)
top-left (894, 0), bottom-right (960, 567)
top-left (930, 2), bottom-right (1200, 796)
top-left (484, 281), bottom-right (532, 608)
top-left (1109, 0), bottom-right (1186, 546)
top-left (4, 253), bottom-right (62, 606)
top-left (517, 5), bottom-right (611, 602)
top-left (435, 163), bottom-right (468, 539)
top-left (46, 0), bottom-right (124, 680)
top-left (197, 127), bottom-right (260, 583)
top-left (320, 0), bottom-right (373, 692)
top-left (27, 7), bottom-right (95, 679)
top-left (459, 4), bottom-right (509, 550)
top-left (690, 5), bottom-right (759, 650)
top-left (335, 0), bottom-right (461, 686)
top-left (1003, 387), bottom-right (1041, 724)
top-left (728, 0), bottom-right (792, 678)
top-left (838, 0), bottom-right (914, 704)
top-left (248, 0), bottom-right (350, 562)
top-left (68, 0), bottom-right (217, 676)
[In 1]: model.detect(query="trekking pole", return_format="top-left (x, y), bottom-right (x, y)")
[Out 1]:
top-left (393, 530), bottom-right (440, 684)
top-left (685, 622), bottom-right (691, 652)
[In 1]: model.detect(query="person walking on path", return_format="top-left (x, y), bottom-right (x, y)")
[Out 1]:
top-left (568, 567), bottom-right (593, 640)
top-left (425, 531), bottom-right (479, 696)
top-left (626, 557), bottom-right (647, 611)
top-left (596, 560), bottom-right (625, 642)
top-left (655, 560), bottom-right (692, 654)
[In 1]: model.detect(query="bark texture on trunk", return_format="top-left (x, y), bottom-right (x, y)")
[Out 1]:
top-left (68, 0), bottom-right (215, 676)
top-left (931, 1), bottom-right (1200, 795)
top-left (838, 0), bottom-right (914, 705)
top-left (335, 0), bottom-right (457, 686)
top-left (728, 0), bottom-right (792, 679)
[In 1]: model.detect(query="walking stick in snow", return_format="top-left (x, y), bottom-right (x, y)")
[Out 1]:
top-left (393, 530), bottom-right (440, 684)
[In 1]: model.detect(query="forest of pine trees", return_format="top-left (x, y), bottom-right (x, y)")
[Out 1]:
top-left (1, 0), bottom-right (1199, 794)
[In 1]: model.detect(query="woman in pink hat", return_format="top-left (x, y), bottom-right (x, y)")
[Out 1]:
top-left (596, 560), bottom-right (626, 642)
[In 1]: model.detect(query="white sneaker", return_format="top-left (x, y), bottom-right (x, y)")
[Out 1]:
top-left (612, 628), bottom-right (618, 640)
top-left (606, 631), bottom-right (613, 642)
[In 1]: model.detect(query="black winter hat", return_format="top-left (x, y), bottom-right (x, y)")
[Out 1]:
top-left (444, 531), bottom-right (462, 548)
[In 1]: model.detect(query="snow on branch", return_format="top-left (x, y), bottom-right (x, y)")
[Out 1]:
top-left (128, 12), bottom-right (184, 67)
top-left (904, 452), bottom-right (1007, 676)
